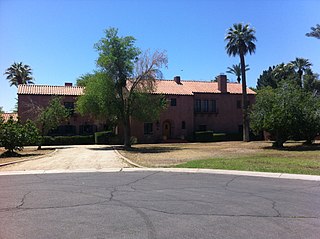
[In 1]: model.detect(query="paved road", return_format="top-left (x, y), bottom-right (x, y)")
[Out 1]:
top-left (0, 145), bottom-right (128, 171)
top-left (0, 171), bottom-right (319, 239)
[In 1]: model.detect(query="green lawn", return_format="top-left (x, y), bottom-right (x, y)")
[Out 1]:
top-left (175, 154), bottom-right (320, 175)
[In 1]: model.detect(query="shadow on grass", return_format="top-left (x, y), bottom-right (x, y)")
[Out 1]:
top-left (87, 146), bottom-right (115, 151)
top-left (115, 145), bottom-right (183, 154)
top-left (264, 143), bottom-right (320, 151)
top-left (0, 152), bottom-right (43, 158)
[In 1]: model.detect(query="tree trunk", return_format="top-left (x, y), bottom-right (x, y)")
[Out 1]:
top-left (240, 53), bottom-right (250, 142)
top-left (123, 116), bottom-right (131, 148)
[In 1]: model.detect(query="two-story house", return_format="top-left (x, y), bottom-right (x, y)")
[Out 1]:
top-left (17, 75), bottom-right (256, 142)
top-left (129, 75), bottom-right (256, 142)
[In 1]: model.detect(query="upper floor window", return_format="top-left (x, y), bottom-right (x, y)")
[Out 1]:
top-left (195, 99), bottom-right (201, 112)
top-left (171, 98), bottom-right (177, 106)
top-left (211, 100), bottom-right (217, 112)
top-left (144, 122), bottom-right (153, 135)
top-left (202, 100), bottom-right (209, 112)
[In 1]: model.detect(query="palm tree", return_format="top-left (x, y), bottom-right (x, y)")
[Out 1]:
top-left (4, 62), bottom-right (34, 87)
top-left (290, 58), bottom-right (312, 87)
top-left (225, 23), bottom-right (256, 142)
top-left (226, 63), bottom-right (250, 83)
top-left (306, 24), bottom-right (320, 39)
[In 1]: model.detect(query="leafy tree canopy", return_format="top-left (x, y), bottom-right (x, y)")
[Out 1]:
top-left (37, 97), bottom-right (70, 148)
top-left (251, 82), bottom-right (320, 147)
top-left (0, 118), bottom-right (39, 155)
top-left (256, 59), bottom-right (320, 94)
top-left (77, 28), bottom-right (168, 147)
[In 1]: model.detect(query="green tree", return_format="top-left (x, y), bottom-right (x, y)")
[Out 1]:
top-left (37, 97), bottom-right (70, 149)
top-left (0, 118), bottom-right (39, 156)
top-left (256, 66), bottom-right (277, 90)
top-left (290, 58), bottom-right (312, 87)
top-left (306, 24), bottom-right (320, 39)
top-left (76, 72), bottom-right (118, 121)
top-left (0, 107), bottom-right (4, 114)
top-left (226, 63), bottom-right (249, 83)
top-left (76, 73), bottom-right (95, 87)
top-left (77, 28), bottom-right (168, 147)
top-left (225, 23), bottom-right (257, 142)
top-left (303, 68), bottom-right (320, 95)
top-left (250, 83), bottom-right (320, 147)
top-left (4, 62), bottom-right (34, 87)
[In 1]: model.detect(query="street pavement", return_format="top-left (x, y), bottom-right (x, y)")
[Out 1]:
top-left (0, 171), bottom-right (319, 239)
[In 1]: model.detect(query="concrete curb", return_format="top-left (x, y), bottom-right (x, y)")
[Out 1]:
top-left (0, 167), bottom-right (319, 181)
top-left (112, 147), bottom-right (144, 168)
top-left (0, 149), bottom-right (58, 167)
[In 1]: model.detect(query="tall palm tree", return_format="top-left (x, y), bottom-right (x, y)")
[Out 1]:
top-left (290, 58), bottom-right (312, 88)
top-left (306, 24), bottom-right (320, 39)
top-left (225, 23), bottom-right (256, 142)
top-left (226, 63), bottom-right (250, 83)
top-left (4, 62), bottom-right (34, 87)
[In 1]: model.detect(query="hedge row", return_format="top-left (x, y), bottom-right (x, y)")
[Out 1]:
top-left (194, 131), bottom-right (243, 142)
top-left (193, 131), bottom-right (263, 142)
top-left (42, 135), bottom-right (94, 146)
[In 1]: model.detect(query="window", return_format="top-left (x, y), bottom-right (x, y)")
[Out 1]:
top-left (181, 121), bottom-right (186, 129)
top-left (199, 125), bottom-right (207, 131)
top-left (237, 100), bottom-right (241, 109)
top-left (202, 100), bottom-right (209, 112)
top-left (144, 123), bottom-right (153, 135)
top-left (171, 98), bottom-right (177, 106)
top-left (64, 102), bottom-right (75, 115)
top-left (211, 100), bottom-right (217, 112)
top-left (195, 99), bottom-right (201, 112)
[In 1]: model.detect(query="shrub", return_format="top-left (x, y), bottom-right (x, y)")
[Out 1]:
top-left (42, 135), bottom-right (94, 145)
top-left (94, 131), bottom-right (114, 144)
top-left (193, 131), bottom-right (245, 142)
top-left (0, 118), bottom-right (39, 154)
top-left (194, 131), bottom-right (214, 142)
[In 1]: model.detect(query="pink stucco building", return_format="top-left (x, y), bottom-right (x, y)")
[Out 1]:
top-left (17, 75), bottom-right (256, 142)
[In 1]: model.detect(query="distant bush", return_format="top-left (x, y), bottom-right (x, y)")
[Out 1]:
top-left (194, 131), bottom-right (214, 142)
top-left (0, 118), bottom-right (39, 154)
top-left (42, 135), bottom-right (94, 145)
top-left (193, 131), bottom-right (245, 142)
top-left (94, 131), bottom-right (113, 144)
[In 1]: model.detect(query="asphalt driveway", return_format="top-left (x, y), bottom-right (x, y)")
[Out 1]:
top-left (0, 171), bottom-right (319, 239)
top-left (0, 145), bottom-right (129, 171)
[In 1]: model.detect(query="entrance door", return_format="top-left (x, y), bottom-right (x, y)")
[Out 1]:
top-left (163, 121), bottom-right (171, 139)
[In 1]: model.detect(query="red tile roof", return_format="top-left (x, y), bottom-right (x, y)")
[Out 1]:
top-left (1, 113), bottom-right (18, 122)
top-left (154, 80), bottom-right (256, 95)
top-left (18, 84), bottom-right (84, 96)
top-left (17, 80), bottom-right (256, 96)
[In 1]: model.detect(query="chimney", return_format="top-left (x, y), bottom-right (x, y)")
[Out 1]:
top-left (217, 75), bottom-right (227, 93)
top-left (65, 82), bottom-right (73, 87)
top-left (174, 76), bottom-right (181, 84)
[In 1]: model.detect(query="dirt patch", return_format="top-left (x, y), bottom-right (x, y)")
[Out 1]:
top-left (118, 141), bottom-right (320, 167)
top-left (0, 147), bottom-right (55, 165)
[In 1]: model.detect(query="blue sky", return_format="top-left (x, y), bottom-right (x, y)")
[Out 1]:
top-left (1, 0), bottom-right (319, 112)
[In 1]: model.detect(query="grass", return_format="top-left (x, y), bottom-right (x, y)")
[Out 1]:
top-left (119, 141), bottom-right (320, 175)
top-left (175, 154), bottom-right (320, 175)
